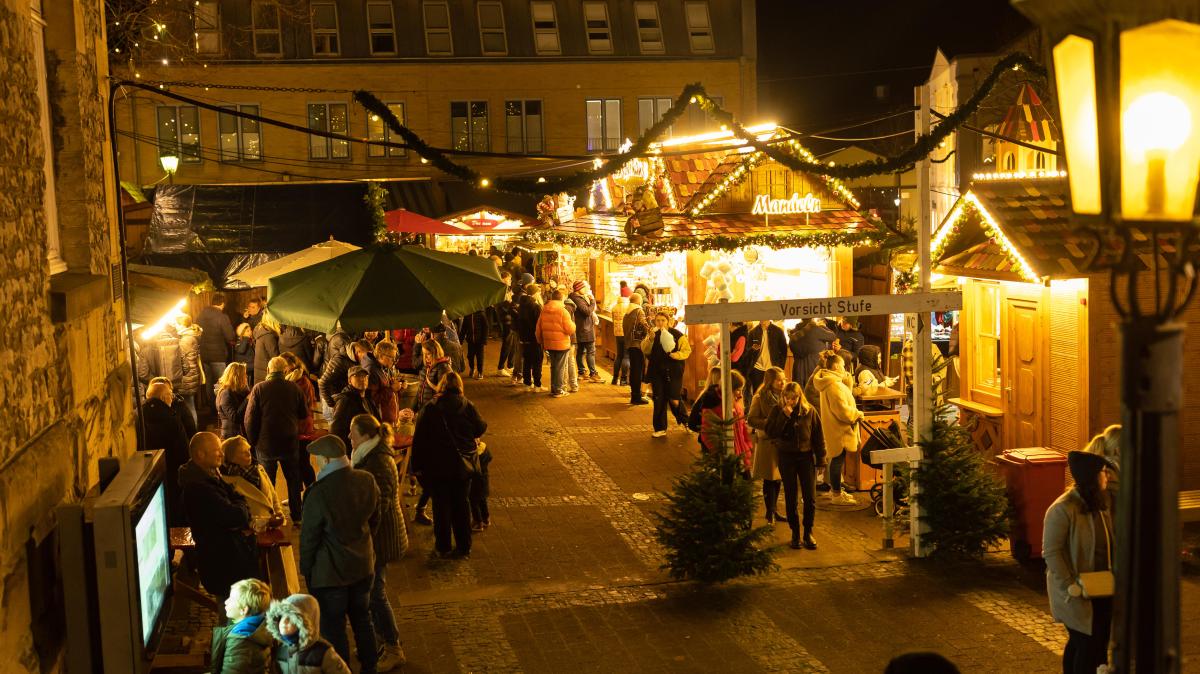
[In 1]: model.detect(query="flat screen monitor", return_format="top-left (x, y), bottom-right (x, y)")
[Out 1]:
top-left (133, 482), bottom-right (171, 646)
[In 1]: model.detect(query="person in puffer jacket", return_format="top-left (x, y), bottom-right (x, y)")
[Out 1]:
top-left (811, 350), bottom-right (864, 506)
top-left (266, 594), bottom-right (352, 674)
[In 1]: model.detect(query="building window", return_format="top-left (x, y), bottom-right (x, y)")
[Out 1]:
top-left (157, 106), bottom-right (201, 163)
top-left (451, 101), bottom-right (488, 151)
top-left (251, 1), bottom-right (281, 55)
top-left (477, 1), bottom-right (506, 54)
top-left (1034, 152), bottom-right (1048, 170)
top-left (530, 1), bottom-right (559, 54)
top-left (194, 1), bottom-right (221, 53)
top-left (218, 105), bottom-right (262, 161)
top-left (633, 2), bottom-right (663, 54)
top-left (582, 2), bottom-right (611, 54)
top-left (1004, 152), bottom-right (1016, 171)
top-left (638, 97), bottom-right (673, 136)
top-left (506, 100), bottom-right (543, 154)
top-left (310, 2), bottom-right (339, 55)
top-left (368, 102), bottom-right (407, 158)
top-left (366, 1), bottom-right (396, 54)
top-left (683, 1), bottom-right (713, 53)
top-left (423, 1), bottom-right (452, 55)
top-left (585, 98), bottom-right (621, 151)
top-left (308, 103), bottom-right (350, 159)
top-left (31, 3), bottom-right (64, 273)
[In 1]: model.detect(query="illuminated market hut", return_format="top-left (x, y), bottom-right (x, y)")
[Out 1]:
top-left (932, 174), bottom-right (1200, 492)
top-left (521, 124), bottom-right (885, 394)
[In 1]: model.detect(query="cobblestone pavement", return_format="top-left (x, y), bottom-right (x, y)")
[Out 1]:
top-left (161, 344), bottom-right (1200, 673)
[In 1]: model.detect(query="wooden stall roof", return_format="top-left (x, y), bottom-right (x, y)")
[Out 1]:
top-left (556, 209), bottom-right (866, 240)
top-left (660, 150), bottom-right (729, 204)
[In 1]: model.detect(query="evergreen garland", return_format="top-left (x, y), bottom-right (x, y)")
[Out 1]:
top-left (913, 401), bottom-right (1013, 559)
top-left (520, 227), bottom-right (887, 256)
top-left (353, 52), bottom-right (1046, 195)
top-left (654, 423), bottom-right (779, 584)
top-left (364, 182), bottom-right (388, 242)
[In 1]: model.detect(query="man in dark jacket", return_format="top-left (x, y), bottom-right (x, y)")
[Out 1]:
top-left (300, 435), bottom-right (380, 673)
top-left (330, 367), bottom-right (380, 450)
top-left (178, 432), bottom-right (258, 601)
top-left (319, 339), bottom-right (371, 418)
top-left (242, 298), bottom-right (264, 330)
top-left (623, 293), bottom-right (651, 405)
top-left (280, 324), bottom-right (315, 373)
top-left (196, 293), bottom-right (236, 396)
top-left (741, 320), bottom-right (788, 395)
top-left (252, 321), bottom-right (280, 385)
top-left (143, 381), bottom-right (191, 525)
top-left (458, 310), bottom-right (489, 379)
top-left (244, 356), bottom-right (309, 522)
top-left (568, 280), bottom-right (600, 381)
top-left (834, 316), bottom-right (865, 358)
top-left (516, 284), bottom-right (544, 389)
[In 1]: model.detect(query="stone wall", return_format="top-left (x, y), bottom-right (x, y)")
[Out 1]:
top-left (0, 0), bottom-right (136, 669)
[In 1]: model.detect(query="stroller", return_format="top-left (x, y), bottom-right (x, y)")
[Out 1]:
top-left (860, 418), bottom-right (909, 518)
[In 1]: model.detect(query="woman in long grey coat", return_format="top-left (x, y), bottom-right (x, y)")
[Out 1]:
top-left (1042, 450), bottom-right (1116, 674)
top-left (348, 414), bottom-right (408, 670)
top-left (745, 366), bottom-right (785, 523)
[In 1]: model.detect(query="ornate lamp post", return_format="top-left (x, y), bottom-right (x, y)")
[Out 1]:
top-left (1011, 1), bottom-right (1200, 671)
top-left (159, 154), bottom-right (179, 184)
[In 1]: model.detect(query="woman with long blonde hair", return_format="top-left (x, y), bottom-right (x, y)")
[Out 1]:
top-left (216, 362), bottom-right (250, 439)
top-left (764, 380), bottom-right (826, 550)
top-left (746, 366), bottom-right (786, 523)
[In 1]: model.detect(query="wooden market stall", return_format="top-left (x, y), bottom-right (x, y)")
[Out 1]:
top-left (927, 173), bottom-right (1200, 495)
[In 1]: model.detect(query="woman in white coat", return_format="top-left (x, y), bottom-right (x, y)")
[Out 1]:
top-left (810, 351), bottom-right (864, 505)
top-left (220, 435), bottom-right (285, 523)
top-left (1043, 450), bottom-right (1115, 674)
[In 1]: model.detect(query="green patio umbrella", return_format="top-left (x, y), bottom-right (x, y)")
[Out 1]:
top-left (266, 245), bottom-right (506, 333)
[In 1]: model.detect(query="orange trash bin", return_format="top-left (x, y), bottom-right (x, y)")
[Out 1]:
top-left (996, 447), bottom-right (1067, 561)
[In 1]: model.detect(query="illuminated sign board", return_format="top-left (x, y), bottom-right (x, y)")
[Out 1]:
top-left (751, 192), bottom-right (822, 217)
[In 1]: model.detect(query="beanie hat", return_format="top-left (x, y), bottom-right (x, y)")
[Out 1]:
top-left (1067, 450), bottom-right (1112, 485)
top-left (573, 280), bottom-right (586, 293)
top-left (519, 273), bottom-right (535, 286)
top-left (308, 434), bottom-right (347, 458)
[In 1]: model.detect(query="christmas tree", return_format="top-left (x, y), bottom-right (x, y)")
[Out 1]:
top-left (913, 402), bottom-right (1012, 559)
top-left (654, 428), bottom-right (779, 583)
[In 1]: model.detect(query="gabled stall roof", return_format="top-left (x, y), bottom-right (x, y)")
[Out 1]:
top-left (557, 209), bottom-right (866, 240)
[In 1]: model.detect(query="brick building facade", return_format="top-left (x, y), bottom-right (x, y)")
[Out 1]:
top-left (0, 0), bottom-right (135, 668)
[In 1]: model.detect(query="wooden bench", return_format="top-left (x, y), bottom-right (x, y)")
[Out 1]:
top-left (1181, 490), bottom-right (1200, 523)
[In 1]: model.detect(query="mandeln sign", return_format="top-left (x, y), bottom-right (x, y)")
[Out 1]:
top-left (751, 192), bottom-right (822, 216)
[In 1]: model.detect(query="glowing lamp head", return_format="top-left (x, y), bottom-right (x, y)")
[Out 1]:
top-left (159, 154), bottom-right (179, 174)
top-left (1123, 92), bottom-right (1192, 154)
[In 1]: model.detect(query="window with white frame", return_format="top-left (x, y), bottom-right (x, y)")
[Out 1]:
top-left (308, 103), bottom-right (350, 159)
top-left (683, 1), bottom-right (713, 53)
top-left (451, 101), bottom-right (489, 151)
top-left (194, 0), bottom-right (221, 53)
top-left (585, 98), bottom-right (621, 151)
top-left (505, 100), bottom-right (543, 153)
top-left (638, 97), bottom-right (673, 136)
top-left (582, 2), bottom-right (611, 54)
top-left (368, 102), bottom-right (407, 157)
top-left (633, 2), bottom-right (663, 54)
top-left (31, 0), bottom-right (64, 274)
top-left (366, 1), bottom-right (396, 54)
top-left (251, 1), bottom-right (281, 55)
top-left (477, 1), bottom-right (506, 54)
top-left (218, 105), bottom-right (262, 161)
top-left (530, 1), bottom-right (559, 54)
top-left (311, 2), bottom-right (339, 55)
top-left (423, 1), bottom-right (452, 55)
top-left (157, 106), bottom-right (201, 163)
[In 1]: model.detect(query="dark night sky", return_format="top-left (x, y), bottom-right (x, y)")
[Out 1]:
top-left (756, 0), bottom-right (1033, 134)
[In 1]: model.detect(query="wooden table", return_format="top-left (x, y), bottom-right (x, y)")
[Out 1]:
top-left (169, 526), bottom-right (298, 605)
top-left (857, 387), bottom-right (905, 409)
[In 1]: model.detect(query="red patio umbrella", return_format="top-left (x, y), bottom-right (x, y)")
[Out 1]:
top-left (384, 208), bottom-right (466, 234)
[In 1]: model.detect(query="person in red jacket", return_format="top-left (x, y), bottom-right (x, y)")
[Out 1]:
top-left (536, 289), bottom-right (577, 398)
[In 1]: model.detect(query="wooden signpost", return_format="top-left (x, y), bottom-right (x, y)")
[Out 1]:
top-left (684, 290), bottom-right (962, 555)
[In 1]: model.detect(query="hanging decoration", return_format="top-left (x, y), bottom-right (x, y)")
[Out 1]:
top-left (622, 185), bottom-right (665, 240)
top-left (520, 227), bottom-right (886, 257)
top-left (351, 52), bottom-right (1046, 196)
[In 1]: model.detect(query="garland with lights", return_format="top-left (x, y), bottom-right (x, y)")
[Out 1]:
top-left (519, 226), bottom-right (888, 256)
top-left (929, 194), bottom-right (1041, 282)
top-left (702, 52), bottom-right (1046, 181)
top-left (353, 52), bottom-right (1046, 195)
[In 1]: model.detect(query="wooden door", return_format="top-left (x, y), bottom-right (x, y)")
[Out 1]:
top-left (1003, 295), bottom-right (1043, 448)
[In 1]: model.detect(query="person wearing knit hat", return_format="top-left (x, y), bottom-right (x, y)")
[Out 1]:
top-left (519, 272), bottom-right (535, 287)
top-left (568, 280), bottom-right (600, 381)
top-left (266, 593), bottom-right (353, 673)
top-left (1043, 449), bottom-right (1116, 674)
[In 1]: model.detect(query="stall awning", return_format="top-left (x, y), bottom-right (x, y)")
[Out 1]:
top-left (127, 264), bottom-right (208, 329)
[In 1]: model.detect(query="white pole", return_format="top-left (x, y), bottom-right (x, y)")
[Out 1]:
top-left (719, 310), bottom-right (733, 454)
top-left (911, 80), bottom-right (933, 558)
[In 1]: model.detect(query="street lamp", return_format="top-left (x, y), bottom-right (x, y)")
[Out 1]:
top-left (1011, 1), bottom-right (1200, 671)
top-left (159, 154), bottom-right (179, 183)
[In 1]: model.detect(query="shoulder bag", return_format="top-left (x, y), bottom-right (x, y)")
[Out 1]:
top-left (1076, 512), bottom-right (1114, 598)
top-left (440, 412), bottom-right (480, 479)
